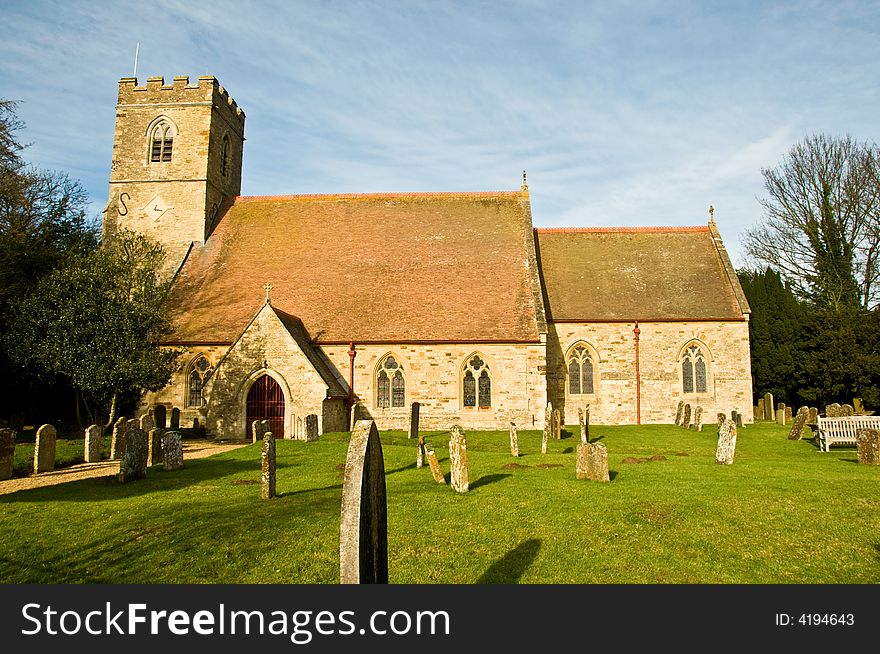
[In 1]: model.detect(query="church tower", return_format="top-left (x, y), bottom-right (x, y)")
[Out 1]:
top-left (102, 75), bottom-right (245, 274)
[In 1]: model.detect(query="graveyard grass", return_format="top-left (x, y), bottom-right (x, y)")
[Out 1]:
top-left (1, 423), bottom-right (879, 584)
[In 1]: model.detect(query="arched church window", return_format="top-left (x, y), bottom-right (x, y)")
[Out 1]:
top-left (150, 121), bottom-right (174, 163)
top-left (682, 345), bottom-right (707, 394)
top-left (463, 355), bottom-right (491, 408)
top-left (567, 345), bottom-right (594, 395)
top-left (377, 355), bottom-right (405, 408)
top-left (220, 135), bottom-right (230, 177)
top-left (187, 355), bottom-right (213, 408)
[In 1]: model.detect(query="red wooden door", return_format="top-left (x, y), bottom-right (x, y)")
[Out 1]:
top-left (246, 375), bottom-right (285, 439)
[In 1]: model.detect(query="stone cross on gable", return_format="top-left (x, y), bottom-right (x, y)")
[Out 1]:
top-left (263, 282), bottom-right (273, 304)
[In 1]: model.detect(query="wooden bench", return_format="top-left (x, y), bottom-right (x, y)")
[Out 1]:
top-left (816, 415), bottom-right (880, 452)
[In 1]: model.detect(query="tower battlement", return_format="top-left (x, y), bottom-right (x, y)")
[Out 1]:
top-left (117, 75), bottom-right (245, 126)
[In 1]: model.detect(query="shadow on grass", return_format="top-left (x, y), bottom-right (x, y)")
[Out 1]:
top-left (838, 457), bottom-right (859, 464)
top-left (476, 538), bottom-right (541, 584)
top-left (609, 470), bottom-right (618, 481)
top-left (385, 462), bottom-right (417, 475)
top-left (591, 435), bottom-right (605, 443)
top-left (470, 473), bottom-right (512, 490)
top-left (562, 447), bottom-right (574, 454)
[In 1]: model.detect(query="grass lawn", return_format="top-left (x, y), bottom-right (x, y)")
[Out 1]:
top-left (1, 422), bottom-right (878, 584)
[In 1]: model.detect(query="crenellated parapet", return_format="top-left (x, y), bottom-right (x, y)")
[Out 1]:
top-left (117, 75), bottom-right (245, 128)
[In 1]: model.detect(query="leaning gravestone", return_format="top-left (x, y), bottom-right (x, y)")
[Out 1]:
top-left (788, 407), bottom-right (809, 440)
top-left (161, 431), bottom-right (184, 471)
top-left (0, 428), bottom-right (15, 480)
top-left (416, 435), bottom-right (426, 469)
top-left (509, 422), bottom-right (519, 457)
top-left (147, 428), bottom-right (164, 466)
top-left (682, 403), bottom-right (692, 429)
top-left (305, 414), bottom-right (319, 442)
top-left (139, 412), bottom-right (155, 432)
top-left (576, 442), bottom-right (610, 482)
top-left (853, 398), bottom-right (864, 414)
top-left (691, 406), bottom-right (703, 432)
top-left (856, 429), bottom-right (880, 466)
top-left (153, 405), bottom-right (167, 429)
top-left (449, 425), bottom-right (469, 493)
top-left (715, 419), bottom-right (737, 465)
top-left (118, 428), bottom-right (148, 483)
top-left (757, 398), bottom-right (766, 421)
top-left (261, 433), bottom-right (276, 500)
top-left (110, 416), bottom-right (128, 460)
top-left (252, 419), bottom-right (270, 444)
top-left (675, 400), bottom-right (684, 426)
top-left (170, 407), bottom-right (180, 429)
top-left (84, 424), bottom-right (102, 463)
top-left (339, 420), bottom-right (388, 584)
top-left (409, 402), bottom-right (420, 440)
top-left (717, 412), bottom-right (726, 427)
top-left (426, 446), bottom-right (445, 484)
top-left (33, 424), bottom-right (57, 473)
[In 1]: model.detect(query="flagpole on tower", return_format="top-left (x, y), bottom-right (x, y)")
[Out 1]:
top-left (133, 43), bottom-right (140, 79)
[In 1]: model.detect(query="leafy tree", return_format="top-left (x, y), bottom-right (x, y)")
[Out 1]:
top-left (5, 230), bottom-right (181, 427)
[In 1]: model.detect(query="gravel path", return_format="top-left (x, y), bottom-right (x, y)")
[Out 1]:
top-left (0, 440), bottom-right (249, 496)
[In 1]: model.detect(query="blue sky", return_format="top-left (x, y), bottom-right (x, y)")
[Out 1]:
top-left (1, 0), bottom-right (879, 266)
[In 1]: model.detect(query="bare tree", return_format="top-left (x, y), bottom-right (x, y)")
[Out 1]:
top-left (744, 134), bottom-right (880, 310)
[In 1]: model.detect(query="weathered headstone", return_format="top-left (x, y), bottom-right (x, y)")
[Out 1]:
top-left (305, 414), bottom-right (319, 442)
top-left (162, 431), bottom-right (184, 471)
top-left (715, 419), bottom-right (737, 465)
top-left (153, 405), bottom-right (167, 429)
top-left (449, 425), bottom-right (469, 493)
top-left (776, 408), bottom-right (786, 426)
top-left (788, 407), bottom-right (809, 440)
top-left (118, 428), bottom-right (148, 483)
top-left (735, 412), bottom-right (743, 428)
top-left (147, 428), bottom-right (164, 466)
top-left (682, 403), bottom-right (692, 429)
top-left (416, 435), bottom-right (425, 468)
top-left (826, 402), bottom-right (842, 417)
top-left (578, 408), bottom-right (585, 443)
top-left (674, 400), bottom-right (684, 426)
top-left (409, 402), bottom-right (420, 440)
top-left (757, 398), bottom-right (766, 421)
top-left (583, 405), bottom-right (590, 443)
top-left (856, 429), bottom-right (880, 465)
top-left (784, 405), bottom-right (792, 421)
top-left (509, 422), bottom-right (519, 457)
top-left (764, 393), bottom-right (774, 420)
top-left (576, 442), bottom-right (610, 482)
top-left (542, 403), bottom-right (552, 454)
top-left (139, 412), bottom-right (155, 432)
top-left (339, 419), bottom-right (388, 584)
top-left (853, 398), bottom-right (864, 414)
top-left (0, 428), bottom-right (15, 480)
top-left (717, 412), bottom-right (726, 426)
top-left (84, 424), bottom-right (102, 463)
top-left (261, 433), bottom-right (276, 500)
top-left (691, 406), bottom-right (703, 432)
top-left (170, 407), bottom-right (180, 429)
top-left (110, 416), bottom-right (128, 460)
top-left (33, 424), bottom-right (57, 473)
top-left (841, 404), bottom-right (854, 416)
top-left (296, 416), bottom-right (303, 440)
top-left (426, 447), bottom-right (445, 484)
top-left (349, 401), bottom-right (361, 431)
top-left (252, 419), bottom-right (270, 444)
top-left (808, 407), bottom-right (818, 424)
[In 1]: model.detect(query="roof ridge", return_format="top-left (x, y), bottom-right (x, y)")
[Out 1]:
top-left (535, 226), bottom-right (710, 233)
top-left (236, 191), bottom-right (524, 202)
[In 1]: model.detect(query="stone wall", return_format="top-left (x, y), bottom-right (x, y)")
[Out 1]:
top-left (547, 321), bottom-right (752, 424)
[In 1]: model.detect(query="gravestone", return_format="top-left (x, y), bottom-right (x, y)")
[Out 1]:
top-left (110, 416), bottom-right (128, 460)
top-left (578, 408), bottom-right (586, 443)
top-left (34, 424), bottom-right (57, 473)
top-left (84, 424), bottom-right (102, 463)
top-left (339, 420), bottom-right (388, 584)
top-left (426, 447), bottom-right (445, 484)
top-left (417, 435), bottom-right (425, 468)
top-left (682, 403), bottom-right (692, 429)
top-left (735, 412), bottom-right (743, 428)
top-left (541, 422), bottom-right (549, 455)
top-left (542, 403), bottom-right (552, 454)
top-left (674, 400), bottom-right (684, 426)
top-left (764, 393), bottom-right (774, 420)
top-left (826, 403), bottom-right (842, 417)
top-left (784, 406), bottom-right (792, 422)
top-left (808, 407), bottom-right (818, 424)
top-left (349, 401), bottom-right (361, 431)
top-left (170, 407), bottom-right (180, 429)
top-left (449, 425), bottom-right (469, 493)
top-left (509, 422), bottom-right (519, 457)
top-left (148, 428), bottom-right (164, 466)
top-left (576, 442), bottom-right (609, 482)
top-left (139, 412), bottom-right (155, 432)
top-left (409, 402), bottom-right (420, 440)
top-left (305, 414), bottom-right (319, 442)
top-left (296, 417), bottom-right (303, 440)
top-left (261, 433), bottom-right (276, 500)
top-left (717, 412), bottom-right (726, 426)
top-left (0, 428), bottom-right (15, 481)
top-left (853, 398), bottom-right (864, 414)
top-left (856, 429), bottom-right (880, 466)
top-left (691, 406), bottom-right (703, 432)
top-left (583, 405), bottom-right (590, 443)
top-left (841, 404), bottom-right (854, 416)
top-left (118, 428), bottom-right (148, 483)
top-left (788, 407), bottom-right (809, 440)
top-left (153, 405), bottom-right (167, 429)
top-left (776, 408), bottom-right (786, 426)
top-left (757, 398), bottom-right (766, 421)
top-left (252, 419), bottom-right (270, 444)
top-left (162, 431), bottom-right (184, 471)
top-left (715, 419), bottom-right (737, 465)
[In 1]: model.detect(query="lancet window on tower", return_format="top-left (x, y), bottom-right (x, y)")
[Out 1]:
top-left (150, 121), bottom-right (174, 163)
top-left (220, 135), bottom-right (230, 177)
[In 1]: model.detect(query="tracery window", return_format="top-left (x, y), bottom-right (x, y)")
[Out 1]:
top-left (150, 121), bottom-right (174, 162)
top-left (463, 355), bottom-right (491, 408)
top-left (567, 345), bottom-right (594, 395)
top-left (377, 355), bottom-right (405, 408)
top-left (682, 345), bottom-right (707, 394)
top-left (187, 355), bottom-right (213, 408)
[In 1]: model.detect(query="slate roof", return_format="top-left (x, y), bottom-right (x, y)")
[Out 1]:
top-left (534, 226), bottom-right (748, 321)
top-left (166, 191), bottom-right (544, 343)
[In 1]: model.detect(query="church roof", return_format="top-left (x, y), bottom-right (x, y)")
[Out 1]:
top-left (166, 191), bottom-right (544, 344)
top-left (534, 226), bottom-right (747, 322)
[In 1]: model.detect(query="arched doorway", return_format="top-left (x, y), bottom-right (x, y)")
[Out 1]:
top-left (246, 375), bottom-right (285, 439)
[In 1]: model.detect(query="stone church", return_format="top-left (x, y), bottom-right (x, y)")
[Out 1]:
top-left (102, 75), bottom-right (753, 439)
